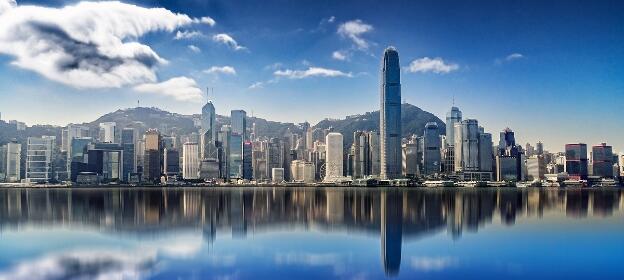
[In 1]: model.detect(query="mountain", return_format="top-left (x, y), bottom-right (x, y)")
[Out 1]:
top-left (0, 103), bottom-right (445, 147)
top-left (314, 103), bottom-right (446, 146)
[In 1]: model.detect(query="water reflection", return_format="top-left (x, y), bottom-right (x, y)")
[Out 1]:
top-left (0, 187), bottom-right (622, 278)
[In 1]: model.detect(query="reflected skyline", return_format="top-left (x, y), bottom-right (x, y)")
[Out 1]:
top-left (1, 187), bottom-right (622, 278)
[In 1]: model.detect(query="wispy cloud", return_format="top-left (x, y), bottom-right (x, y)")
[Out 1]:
top-left (203, 66), bottom-right (237, 75)
top-left (274, 67), bottom-right (352, 79)
top-left (410, 256), bottom-right (458, 272)
top-left (506, 53), bottom-right (524, 61)
top-left (212, 33), bottom-right (246, 51)
top-left (332, 50), bottom-right (348, 61)
top-left (338, 19), bottom-right (373, 49)
top-left (0, 0), bottom-right (196, 89)
top-left (133, 76), bottom-right (203, 102)
top-left (200, 16), bottom-right (216, 26)
top-left (174, 30), bottom-right (203, 40)
top-left (188, 45), bottom-right (201, 53)
top-left (405, 57), bottom-right (459, 74)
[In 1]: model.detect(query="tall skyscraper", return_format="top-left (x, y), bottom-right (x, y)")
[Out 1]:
top-left (325, 132), bottom-right (344, 181)
top-left (201, 100), bottom-right (217, 160)
top-left (242, 141), bottom-right (253, 180)
top-left (99, 122), bottom-right (117, 143)
top-left (0, 145), bottom-right (6, 181)
top-left (445, 107), bottom-right (462, 146)
top-left (380, 47), bottom-right (402, 180)
top-left (26, 136), bottom-right (56, 183)
top-left (121, 128), bottom-right (135, 182)
top-left (231, 110), bottom-right (247, 140)
top-left (182, 142), bottom-right (199, 179)
top-left (565, 143), bottom-right (588, 180)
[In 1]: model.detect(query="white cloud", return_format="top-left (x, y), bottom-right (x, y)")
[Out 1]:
top-left (332, 50), bottom-right (348, 61)
top-left (0, 0), bottom-right (16, 14)
top-left (133, 76), bottom-right (203, 102)
top-left (200, 16), bottom-right (216, 26)
top-left (212, 33), bottom-right (246, 51)
top-left (174, 30), bottom-right (203, 40)
top-left (328, 16), bottom-right (335, 23)
top-left (188, 44), bottom-right (200, 53)
top-left (406, 57), bottom-right (459, 74)
top-left (337, 19), bottom-right (373, 49)
top-left (506, 53), bottom-right (524, 61)
top-left (410, 257), bottom-right (458, 272)
top-left (0, 0), bottom-right (196, 89)
top-left (203, 66), bottom-right (236, 75)
top-left (274, 67), bottom-right (352, 79)
top-left (0, 249), bottom-right (157, 280)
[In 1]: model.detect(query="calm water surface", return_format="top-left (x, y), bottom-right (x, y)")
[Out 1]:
top-left (0, 187), bottom-right (622, 279)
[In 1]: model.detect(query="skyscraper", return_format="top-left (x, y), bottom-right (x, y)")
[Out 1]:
top-left (201, 100), bottom-right (217, 160)
top-left (565, 143), bottom-right (588, 180)
top-left (143, 129), bottom-right (162, 183)
top-left (99, 122), bottom-right (116, 143)
top-left (445, 107), bottom-right (462, 146)
top-left (182, 142), bottom-right (199, 179)
top-left (380, 47), bottom-right (402, 180)
top-left (325, 132), bottom-right (344, 181)
top-left (423, 122), bottom-right (441, 175)
top-left (5, 140), bottom-right (21, 182)
top-left (591, 143), bottom-right (613, 178)
top-left (121, 128), bottom-right (135, 182)
top-left (26, 136), bottom-right (56, 183)
top-left (231, 110), bottom-right (247, 140)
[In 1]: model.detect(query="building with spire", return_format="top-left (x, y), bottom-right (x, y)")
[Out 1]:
top-left (380, 47), bottom-right (402, 180)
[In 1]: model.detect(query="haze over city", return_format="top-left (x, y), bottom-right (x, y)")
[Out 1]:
top-left (0, 0), bottom-right (622, 152)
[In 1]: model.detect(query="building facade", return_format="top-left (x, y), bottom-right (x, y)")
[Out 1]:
top-left (380, 47), bottom-right (402, 179)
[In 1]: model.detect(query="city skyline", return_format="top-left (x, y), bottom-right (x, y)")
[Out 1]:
top-left (0, 0), bottom-right (623, 153)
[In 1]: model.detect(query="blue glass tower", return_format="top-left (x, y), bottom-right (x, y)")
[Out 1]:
top-left (380, 47), bottom-right (402, 179)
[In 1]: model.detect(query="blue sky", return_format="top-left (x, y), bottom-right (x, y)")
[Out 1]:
top-left (0, 0), bottom-right (622, 152)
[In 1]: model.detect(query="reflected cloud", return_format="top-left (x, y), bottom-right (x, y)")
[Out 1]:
top-left (275, 252), bottom-right (346, 274)
top-left (410, 256), bottom-right (458, 272)
top-left (0, 250), bottom-right (156, 280)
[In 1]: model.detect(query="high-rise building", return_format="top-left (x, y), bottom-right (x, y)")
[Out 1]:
top-left (445, 107), bottom-right (462, 146)
top-left (527, 155), bottom-right (546, 181)
top-left (201, 100), bottom-right (218, 160)
top-left (231, 110), bottom-right (247, 140)
top-left (591, 143), bottom-right (613, 178)
top-left (229, 133), bottom-right (243, 179)
top-left (121, 128), bottom-right (135, 182)
top-left (26, 136), bottom-right (56, 183)
top-left (69, 137), bottom-right (92, 182)
top-left (380, 47), bottom-right (402, 180)
top-left (454, 120), bottom-right (479, 172)
top-left (143, 129), bottom-right (162, 183)
top-left (565, 143), bottom-right (588, 180)
top-left (496, 128), bottom-right (523, 181)
top-left (478, 133), bottom-right (493, 172)
top-left (242, 141), bottom-right (253, 180)
top-left (182, 142), bottom-right (199, 179)
top-left (423, 122), bottom-right (441, 175)
top-left (62, 124), bottom-right (89, 152)
top-left (99, 122), bottom-right (117, 143)
top-left (536, 141), bottom-right (544, 155)
top-left (325, 132), bottom-right (344, 181)
top-left (5, 140), bottom-right (21, 182)
top-left (0, 145), bottom-right (6, 181)
top-left (401, 139), bottom-right (419, 178)
top-left (164, 148), bottom-right (180, 179)
top-left (266, 138), bottom-right (282, 178)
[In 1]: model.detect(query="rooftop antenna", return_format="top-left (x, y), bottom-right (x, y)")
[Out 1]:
top-left (452, 94), bottom-right (455, 106)
top-left (137, 99), bottom-right (140, 108)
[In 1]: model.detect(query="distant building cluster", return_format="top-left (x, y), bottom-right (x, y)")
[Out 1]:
top-left (0, 47), bottom-right (622, 187)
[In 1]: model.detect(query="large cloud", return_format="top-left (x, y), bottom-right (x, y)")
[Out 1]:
top-left (0, 0), bottom-right (196, 88)
top-left (133, 76), bottom-right (204, 102)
